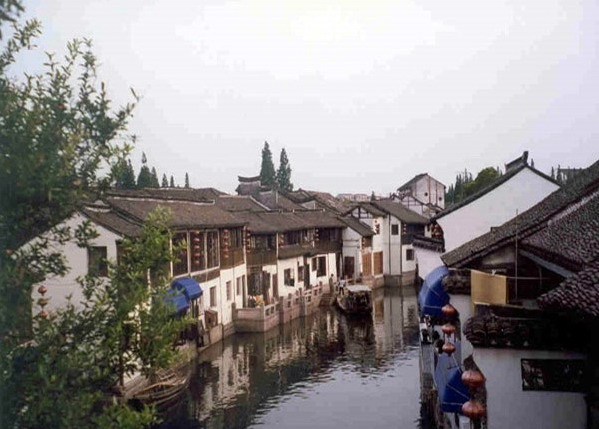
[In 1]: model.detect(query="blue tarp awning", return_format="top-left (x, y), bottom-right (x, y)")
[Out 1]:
top-left (171, 277), bottom-right (203, 300)
top-left (164, 292), bottom-right (190, 315)
top-left (434, 351), bottom-right (469, 413)
top-left (418, 265), bottom-right (449, 316)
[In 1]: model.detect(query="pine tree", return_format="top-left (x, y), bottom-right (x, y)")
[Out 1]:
top-left (259, 141), bottom-right (276, 188)
top-left (170, 175), bottom-right (175, 187)
top-left (137, 152), bottom-right (153, 188)
top-left (276, 148), bottom-right (293, 192)
top-left (184, 172), bottom-right (190, 188)
top-left (124, 159), bottom-right (136, 188)
top-left (150, 167), bottom-right (160, 187)
top-left (161, 173), bottom-right (168, 187)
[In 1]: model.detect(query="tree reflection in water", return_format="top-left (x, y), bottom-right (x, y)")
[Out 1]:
top-left (158, 286), bottom-right (421, 429)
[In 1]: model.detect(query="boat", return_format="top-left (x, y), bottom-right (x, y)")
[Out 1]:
top-left (336, 284), bottom-right (372, 315)
top-left (128, 366), bottom-right (191, 409)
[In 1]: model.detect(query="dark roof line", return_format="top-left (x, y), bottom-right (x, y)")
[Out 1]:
top-left (434, 164), bottom-right (558, 220)
top-left (441, 159), bottom-right (599, 268)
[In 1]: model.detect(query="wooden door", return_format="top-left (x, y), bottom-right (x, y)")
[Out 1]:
top-left (343, 256), bottom-right (355, 279)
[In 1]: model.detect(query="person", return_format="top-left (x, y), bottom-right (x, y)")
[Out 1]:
top-left (328, 273), bottom-right (335, 293)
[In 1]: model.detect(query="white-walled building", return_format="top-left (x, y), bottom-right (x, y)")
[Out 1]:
top-left (435, 152), bottom-right (559, 253)
top-left (344, 200), bottom-right (429, 286)
top-left (395, 173), bottom-right (446, 218)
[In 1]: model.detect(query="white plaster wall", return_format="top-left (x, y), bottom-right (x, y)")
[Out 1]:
top-left (402, 244), bottom-right (417, 273)
top-left (342, 227), bottom-right (362, 278)
top-left (414, 248), bottom-right (443, 279)
top-left (438, 168), bottom-right (559, 251)
top-left (277, 256), bottom-right (302, 298)
top-left (449, 294), bottom-right (473, 362)
top-left (32, 213), bottom-right (121, 314)
top-left (218, 263), bottom-right (247, 326)
top-left (414, 176), bottom-right (445, 208)
top-left (475, 348), bottom-right (587, 429)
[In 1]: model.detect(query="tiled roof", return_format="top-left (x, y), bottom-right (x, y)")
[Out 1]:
top-left (238, 175), bottom-right (261, 183)
top-left (252, 191), bottom-right (304, 211)
top-left (345, 202), bottom-right (387, 217)
top-left (214, 195), bottom-right (268, 212)
top-left (235, 210), bottom-right (345, 234)
top-left (286, 189), bottom-right (353, 214)
top-left (538, 260), bottom-right (599, 318)
top-left (462, 303), bottom-right (581, 350)
top-left (371, 200), bottom-right (430, 224)
top-left (82, 206), bottom-right (142, 237)
top-left (105, 196), bottom-right (245, 229)
top-left (413, 235), bottom-right (444, 252)
top-left (521, 191), bottom-right (599, 270)
top-left (338, 216), bottom-right (374, 237)
top-left (398, 173), bottom-right (428, 191)
top-left (442, 159), bottom-right (599, 268)
top-left (106, 187), bottom-right (225, 202)
top-left (434, 164), bottom-right (557, 220)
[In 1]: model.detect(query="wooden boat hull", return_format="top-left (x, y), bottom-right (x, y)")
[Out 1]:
top-left (336, 291), bottom-right (372, 316)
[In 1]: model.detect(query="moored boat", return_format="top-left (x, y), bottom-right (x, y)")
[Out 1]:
top-left (336, 284), bottom-right (372, 315)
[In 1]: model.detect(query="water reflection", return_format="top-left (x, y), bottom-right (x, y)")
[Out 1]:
top-left (159, 286), bottom-right (421, 429)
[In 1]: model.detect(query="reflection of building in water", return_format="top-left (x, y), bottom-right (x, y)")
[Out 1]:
top-left (371, 286), bottom-right (418, 355)
top-left (189, 310), bottom-right (342, 424)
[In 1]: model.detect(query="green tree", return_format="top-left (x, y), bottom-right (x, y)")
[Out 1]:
top-left (161, 173), bottom-right (168, 187)
top-left (0, 18), bottom-right (181, 428)
top-left (184, 172), bottom-right (190, 188)
top-left (169, 175), bottom-right (175, 187)
top-left (112, 157), bottom-right (136, 189)
top-left (136, 152), bottom-right (152, 188)
top-left (259, 141), bottom-right (276, 188)
top-left (150, 167), bottom-right (159, 187)
top-left (276, 148), bottom-right (293, 192)
top-left (0, 0), bottom-right (23, 36)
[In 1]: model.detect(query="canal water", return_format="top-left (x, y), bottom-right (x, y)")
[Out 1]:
top-left (159, 286), bottom-right (423, 429)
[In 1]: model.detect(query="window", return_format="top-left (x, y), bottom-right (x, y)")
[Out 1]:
top-left (190, 231), bottom-right (206, 272)
top-left (88, 246), bottom-right (108, 277)
top-left (226, 281), bottom-right (232, 301)
top-left (298, 264), bottom-right (304, 282)
top-left (172, 232), bottom-right (188, 275)
top-left (236, 277), bottom-right (242, 296)
top-left (248, 272), bottom-right (262, 295)
top-left (250, 235), bottom-right (276, 250)
top-left (406, 249), bottom-right (414, 261)
top-left (206, 231), bottom-right (219, 268)
top-left (373, 251), bottom-right (383, 275)
top-left (314, 256), bottom-right (326, 277)
top-left (391, 224), bottom-right (399, 235)
top-left (230, 228), bottom-right (243, 249)
top-left (210, 286), bottom-right (217, 307)
top-left (284, 268), bottom-right (295, 286)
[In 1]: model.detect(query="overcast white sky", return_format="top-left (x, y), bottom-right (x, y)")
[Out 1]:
top-left (9, 0), bottom-right (599, 194)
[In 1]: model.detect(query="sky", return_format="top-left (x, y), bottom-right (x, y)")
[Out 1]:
top-left (7, 0), bottom-right (599, 194)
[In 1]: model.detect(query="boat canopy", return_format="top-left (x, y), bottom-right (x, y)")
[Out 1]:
top-left (434, 351), bottom-right (469, 413)
top-left (164, 291), bottom-right (190, 315)
top-left (346, 285), bottom-right (371, 293)
top-left (418, 265), bottom-right (449, 317)
top-left (171, 277), bottom-right (203, 300)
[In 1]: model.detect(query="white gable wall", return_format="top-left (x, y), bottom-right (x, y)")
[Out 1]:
top-left (32, 212), bottom-right (122, 315)
top-left (438, 168), bottom-right (559, 251)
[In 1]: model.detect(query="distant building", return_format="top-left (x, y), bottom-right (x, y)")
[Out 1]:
top-left (336, 193), bottom-right (372, 202)
top-left (394, 173), bottom-right (446, 218)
